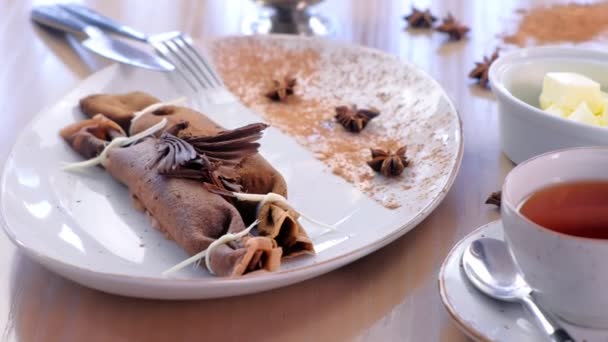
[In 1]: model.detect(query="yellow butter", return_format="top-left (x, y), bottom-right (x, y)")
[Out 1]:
top-left (539, 94), bottom-right (553, 110)
top-left (539, 72), bottom-right (603, 114)
top-left (599, 98), bottom-right (608, 127)
top-left (544, 104), bottom-right (569, 117)
top-left (568, 102), bottom-right (601, 126)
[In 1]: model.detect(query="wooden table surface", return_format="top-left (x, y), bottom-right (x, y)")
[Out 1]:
top-left (0, 0), bottom-right (576, 341)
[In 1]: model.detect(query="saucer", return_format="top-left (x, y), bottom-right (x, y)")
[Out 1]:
top-left (438, 220), bottom-right (608, 342)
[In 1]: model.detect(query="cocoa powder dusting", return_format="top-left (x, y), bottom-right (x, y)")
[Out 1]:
top-left (209, 36), bottom-right (460, 210)
top-left (503, 3), bottom-right (608, 46)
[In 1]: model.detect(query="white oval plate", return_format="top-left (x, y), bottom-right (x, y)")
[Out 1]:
top-left (1, 36), bottom-right (462, 299)
top-left (439, 220), bottom-right (607, 342)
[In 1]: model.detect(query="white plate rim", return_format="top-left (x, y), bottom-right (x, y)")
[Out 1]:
top-left (0, 36), bottom-right (464, 293)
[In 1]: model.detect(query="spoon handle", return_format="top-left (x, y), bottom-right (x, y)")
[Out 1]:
top-left (521, 294), bottom-right (575, 342)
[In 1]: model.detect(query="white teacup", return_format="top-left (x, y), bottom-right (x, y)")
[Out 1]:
top-left (502, 147), bottom-right (608, 329)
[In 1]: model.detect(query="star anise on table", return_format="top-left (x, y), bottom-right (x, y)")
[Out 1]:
top-left (404, 7), bottom-right (437, 29)
top-left (367, 146), bottom-right (410, 177)
top-left (435, 13), bottom-right (470, 41)
top-left (265, 77), bottom-right (296, 102)
top-left (334, 105), bottom-right (380, 133)
top-left (469, 49), bottom-right (499, 88)
top-left (485, 191), bottom-right (502, 207)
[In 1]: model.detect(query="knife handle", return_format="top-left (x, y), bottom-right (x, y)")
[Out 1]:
top-left (60, 4), bottom-right (149, 43)
top-left (31, 6), bottom-right (93, 36)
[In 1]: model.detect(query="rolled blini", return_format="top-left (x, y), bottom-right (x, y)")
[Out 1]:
top-left (257, 201), bottom-right (314, 258)
top-left (60, 118), bottom-right (282, 277)
top-left (130, 105), bottom-right (288, 224)
top-left (59, 114), bottom-right (125, 159)
top-left (79, 92), bottom-right (159, 131)
top-left (78, 93), bottom-right (315, 258)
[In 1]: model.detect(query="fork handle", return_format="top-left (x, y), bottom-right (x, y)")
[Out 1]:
top-left (60, 3), bottom-right (149, 42)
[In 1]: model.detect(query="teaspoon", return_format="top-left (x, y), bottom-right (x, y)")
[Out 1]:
top-left (462, 238), bottom-right (575, 342)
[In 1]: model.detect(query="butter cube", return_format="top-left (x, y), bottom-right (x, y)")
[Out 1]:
top-left (539, 72), bottom-right (603, 114)
top-left (568, 102), bottom-right (600, 126)
top-left (599, 112), bottom-right (608, 127)
top-left (544, 104), bottom-right (569, 117)
top-left (539, 94), bottom-right (553, 110)
top-left (599, 99), bottom-right (608, 127)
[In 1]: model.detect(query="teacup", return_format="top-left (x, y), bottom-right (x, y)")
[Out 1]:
top-left (502, 146), bottom-right (608, 329)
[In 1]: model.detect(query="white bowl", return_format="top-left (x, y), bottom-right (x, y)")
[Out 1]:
top-left (489, 47), bottom-right (608, 164)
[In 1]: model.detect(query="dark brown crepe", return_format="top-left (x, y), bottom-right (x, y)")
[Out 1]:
top-left (79, 92), bottom-right (159, 131)
top-left (80, 94), bottom-right (287, 220)
top-left (60, 118), bottom-right (282, 277)
top-left (79, 92), bottom-right (314, 258)
top-left (257, 201), bottom-right (314, 257)
top-left (59, 114), bottom-right (125, 159)
top-left (130, 106), bottom-right (288, 222)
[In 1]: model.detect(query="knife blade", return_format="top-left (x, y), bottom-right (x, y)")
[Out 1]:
top-left (31, 6), bottom-right (174, 72)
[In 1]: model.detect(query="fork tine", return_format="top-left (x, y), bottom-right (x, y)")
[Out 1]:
top-left (166, 40), bottom-right (214, 91)
top-left (152, 41), bottom-right (199, 92)
top-left (162, 39), bottom-right (210, 90)
top-left (171, 37), bottom-right (216, 88)
top-left (178, 35), bottom-right (223, 87)
top-left (151, 32), bottom-right (224, 92)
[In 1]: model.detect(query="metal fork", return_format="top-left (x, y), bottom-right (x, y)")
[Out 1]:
top-left (61, 4), bottom-right (223, 92)
top-left (148, 31), bottom-right (224, 91)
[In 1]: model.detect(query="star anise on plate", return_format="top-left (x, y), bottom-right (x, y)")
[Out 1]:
top-left (265, 77), bottom-right (296, 102)
top-left (469, 49), bottom-right (499, 88)
top-left (485, 191), bottom-right (502, 207)
top-left (334, 105), bottom-right (380, 132)
top-left (404, 7), bottom-right (437, 29)
top-left (435, 13), bottom-right (470, 41)
top-left (367, 146), bottom-right (410, 177)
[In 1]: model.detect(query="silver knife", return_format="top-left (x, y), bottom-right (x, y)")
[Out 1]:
top-left (31, 6), bottom-right (174, 72)
top-left (59, 3), bottom-right (150, 43)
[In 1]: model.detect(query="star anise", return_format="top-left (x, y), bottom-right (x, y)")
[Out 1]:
top-left (367, 146), bottom-right (410, 177)
top-left (334, 105), bottom-right (380, 132)
top-left (485, 191), bottom-right (502, 207)
top-left (469, 49), bottom-right (499, 88)
top-left (265, 77), bottom-right (296, 102)
top-left (404, 7), bottom-right (437, 29)
top-left (435, 13), bottom-right (469, 41)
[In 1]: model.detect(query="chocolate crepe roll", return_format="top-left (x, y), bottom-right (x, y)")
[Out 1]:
top-left (130, 105), bottom-right (288, 223)
top-left (79, 92), bottom-right (159, 131)
top-left (59, 114), bottom-right (126, 159)
top-left (257, 201), bottom-right (314, 257)
top-left (104, 139), bottom-right (282, 276)
top-left (78, 93), bottom-right (314, 258)
top-left (60, 118), bottom-right (282, 277)
top-left (79, 93), bottom-right (288, 210)
top-left (135, 110), bottom-right (316, 257)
